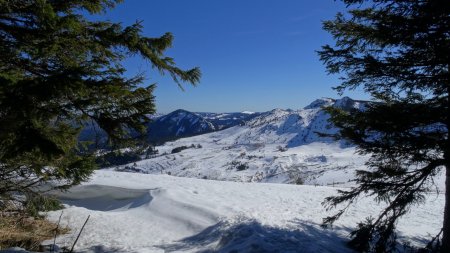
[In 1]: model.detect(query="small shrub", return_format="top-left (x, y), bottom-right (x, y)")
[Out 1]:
top-left (122, 165), bottom-right (140, 172)
top-left (276, 145), bottom-right (288, 152)
top-left (171, 146), bottom-right (189, 154)
top-left (145, 146), bottom-right (159, 158)
top-left (24, 195), bottom-right (64, 218)
top-left (227, 161), bottom-right (249, 171)
top-left (287, 168), bottom-right (305, 185)
top-left (0, 215), bottom-right (69, 251)
top-left (293, 177), bottom-right (304, 185)
top-left (236, 162), bottom-right (249, 171)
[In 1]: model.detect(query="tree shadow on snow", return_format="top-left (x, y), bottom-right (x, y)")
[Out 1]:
top-left (77, 245), bottom-right (139, 253)
top-left (159, 219), bottom-right (355, 253)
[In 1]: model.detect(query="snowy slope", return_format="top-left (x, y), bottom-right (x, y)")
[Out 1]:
top-left (146, 110), bottom-right (261, 143)
top-left (147, 109), bottom-right (216, 142)
top-left (44, 170), bottom-right (444, 253)
top-left (196, 111), bottom-right (260, 130)
top-left (116, 98), bottom-right (369, 187)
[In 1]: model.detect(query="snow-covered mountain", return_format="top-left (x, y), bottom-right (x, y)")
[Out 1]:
top-left (78, 110), bottom-right (259, 147)
top-left (84, 95), bottom-right (367, 150)
top-left (196, 111), bottom-right (260, 130)
top-left (114, 97), bottom-right (376, 187)
top-left (146, 109), bottom-right (216, 143)
top-left (147, 110), bottom-right (260, 143)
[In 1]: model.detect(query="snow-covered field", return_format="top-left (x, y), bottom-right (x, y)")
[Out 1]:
top-left (44, 170), bottom-right (444, 253)
top-left (125, 140), bottom-right (366, 187)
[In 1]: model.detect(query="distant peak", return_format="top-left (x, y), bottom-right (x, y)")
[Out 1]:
top-left (304, 98), bottom-right (335, 109)
top-left (332, 97), bottom-right (356, 110)
top-left (270, 108), bottom-right (287, 113)
top-left (171, 109), bottom-right (191, 114)
top-left (241, 111), bottom-right (255, 114)
top-left (157, 109), bottom-right (199, 122)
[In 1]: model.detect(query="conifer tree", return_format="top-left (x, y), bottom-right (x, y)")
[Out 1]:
top-left (0, 0), bottom-right (200, 210)
top-left (319, 0), bottom-right (449, 252)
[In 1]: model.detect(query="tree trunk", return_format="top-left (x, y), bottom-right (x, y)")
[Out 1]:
top-left (443, 164), bottom-right (450, 252)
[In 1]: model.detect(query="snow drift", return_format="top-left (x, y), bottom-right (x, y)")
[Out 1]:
top-left (42, 170), bottom-right (443, 253)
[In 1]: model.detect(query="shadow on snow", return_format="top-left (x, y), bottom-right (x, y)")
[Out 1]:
top-left (159, 219), bottom-right (355, 253)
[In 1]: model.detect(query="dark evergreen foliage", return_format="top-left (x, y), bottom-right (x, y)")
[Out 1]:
top-left (95, 150), bottom-right (141, 168)
top-left (319, 0), bottom-right (449, 252)
top-left (0, 0), bottom-right (200, 213)
top-left (171, 146), bottom-right (190, 154)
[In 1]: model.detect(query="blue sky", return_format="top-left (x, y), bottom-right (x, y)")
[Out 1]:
top-left (102, 0), bottom-right (369, 113)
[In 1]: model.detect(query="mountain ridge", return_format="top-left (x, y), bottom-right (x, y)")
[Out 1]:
top-left (79, 96), bottom-right (365, 148)
top-left (115, 97), bottom-right (374, 186)
top-left (147, 110), bottom-right (261, 143)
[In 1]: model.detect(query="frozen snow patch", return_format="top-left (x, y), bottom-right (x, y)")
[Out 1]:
top-left (52, 185), bottom-right (154, 212)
